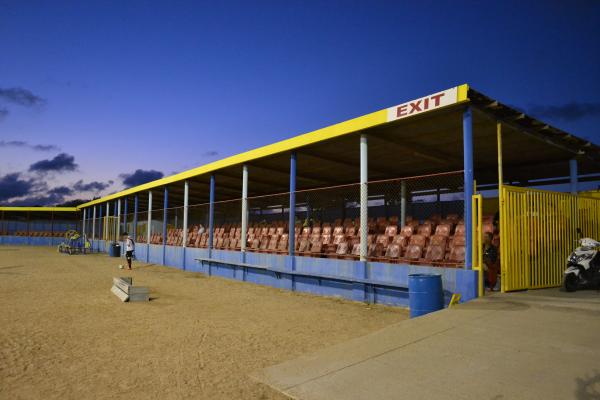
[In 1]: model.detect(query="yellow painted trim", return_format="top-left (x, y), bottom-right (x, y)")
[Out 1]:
top-left (472, 194), bottom-right (484, 297)
top-left (457, 83), bottom-right (469, 102)
top-left (0, 207), bottom-right (79, 212)
top-left (449, 293), bottom-right (461, 307)
top-left (77, 84), bottom-right (470, 209)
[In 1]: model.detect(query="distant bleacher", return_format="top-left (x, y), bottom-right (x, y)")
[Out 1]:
top-left (1, 231), bottom-right (65, 237)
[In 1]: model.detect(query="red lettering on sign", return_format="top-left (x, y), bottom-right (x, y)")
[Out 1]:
top-left (430, 93), bottom-right (445, 106)
top-left (396, 104), bottom-right (408, 117)
top-left (423, 98), bottom-right (429, 110)
top-left (409, 100), bottom-right (422, 114)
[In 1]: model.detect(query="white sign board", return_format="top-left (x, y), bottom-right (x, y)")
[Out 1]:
top-left (386, 87), bottom-right (458, 122)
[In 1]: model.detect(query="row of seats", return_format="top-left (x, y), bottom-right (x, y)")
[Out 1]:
top-left (2, 231), bottom-right (66, 237)
top-left (132, 214), bottom-right (495, 267)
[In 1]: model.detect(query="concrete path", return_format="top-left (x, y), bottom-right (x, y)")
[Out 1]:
top-left (253, 289), bottom-right (600, 400)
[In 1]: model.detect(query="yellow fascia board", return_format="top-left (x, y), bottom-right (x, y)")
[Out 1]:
top-left (457, 83), bottom-right (469, 103)
top-left (0, 207), bottom-right (79, 212)
top-left (77, 84), bottom-right (470, 209)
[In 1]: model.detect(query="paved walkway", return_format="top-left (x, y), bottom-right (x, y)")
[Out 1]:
top-left (253, 288), bottom-right (600, 400)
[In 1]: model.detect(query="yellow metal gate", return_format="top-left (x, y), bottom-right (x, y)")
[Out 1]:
top-left (499, 185), bottom-right (600, 292)
top-left (578, 196), bottom-right (600, 240)
top-left (472, 194), bottom-right (484, 297)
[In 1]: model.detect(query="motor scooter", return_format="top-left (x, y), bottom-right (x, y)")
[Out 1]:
top-left (563, 236), bottom-right (600, 292)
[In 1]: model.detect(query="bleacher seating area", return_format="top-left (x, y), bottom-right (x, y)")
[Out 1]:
top-left (136, 213), bottom-right (500, 268)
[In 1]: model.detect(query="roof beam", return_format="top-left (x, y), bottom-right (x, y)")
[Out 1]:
top-left (217, 171), bottom-right (289, 191)
top-left (471, 104), bottom-right (600, 164)
top-left (473, 158), bottom-right (597, 186)
top-left (248, 164), bottom-right (330, 186)
top-left (369, 134), bottom-right (461, 165)
top-left (186, 179), bottom-right (241, 194)
top-left (296, 150), bottom-right (389, 176)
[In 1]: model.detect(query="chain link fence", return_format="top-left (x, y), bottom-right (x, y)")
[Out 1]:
top-left (100, 171), bottom-right (466, 267)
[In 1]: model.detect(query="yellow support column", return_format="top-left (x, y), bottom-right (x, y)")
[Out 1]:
top-left (497, 122), bottom-right (503, 187)
top-left (497, 122), bottom-right (506, 292)
top-left (472, 194), bottom-right (484, 297)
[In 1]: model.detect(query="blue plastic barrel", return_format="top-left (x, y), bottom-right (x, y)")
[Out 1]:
top-left (109, 243), bottom-right (121, 257)
top-left (408, 273), bottom-right (444, 318)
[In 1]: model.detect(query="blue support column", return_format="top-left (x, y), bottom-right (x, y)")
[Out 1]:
top-left (569, 159), bottom-right (578, 195)
top-left (162, 187), bottom-right (168, 245)
top-left (133, 195), bottom-right (138, 240)
top-left (463, 106), bottom-right (474, 270)
top-left (288, 152), bottom-right (297, 257)
top-left (208, 174), bottom-right (215, 257)
top-left (162, 187), bottom-right (168, 265)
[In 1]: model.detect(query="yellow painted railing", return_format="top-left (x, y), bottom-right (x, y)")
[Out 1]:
top-left (500, 185), bottom-right (600, 292)
top-left (578, 196), bottom-right (600, 240)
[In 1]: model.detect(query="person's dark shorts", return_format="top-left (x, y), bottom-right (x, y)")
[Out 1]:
top-left (126, 250), bottom-right (133, 260)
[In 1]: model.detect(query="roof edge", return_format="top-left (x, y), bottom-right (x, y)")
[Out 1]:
top-left (77, 84), bottom-right (470, 209)
top-left (0, 207), bottom-right (79, 212)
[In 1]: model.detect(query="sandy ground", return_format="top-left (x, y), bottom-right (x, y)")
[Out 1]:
top-left (0, 246), bottom-right (407, 400)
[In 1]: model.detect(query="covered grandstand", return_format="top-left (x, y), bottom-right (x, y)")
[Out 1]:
top-left (2, 84), bottom-right (599, 305)
top-left (0, 207), bottom-right (80, 245)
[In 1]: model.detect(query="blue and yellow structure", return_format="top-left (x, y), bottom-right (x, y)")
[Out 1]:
top-left (2, 84), bottom-right (599, 304)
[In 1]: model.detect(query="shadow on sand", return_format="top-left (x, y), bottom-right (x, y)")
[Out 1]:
top-left (575, 371), bottom-right (600, 400)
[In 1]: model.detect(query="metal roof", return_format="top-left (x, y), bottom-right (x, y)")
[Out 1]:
top-left (79, 84), bottom-right (472, 209)
top-left (20, 82), bottom-right (598, 211)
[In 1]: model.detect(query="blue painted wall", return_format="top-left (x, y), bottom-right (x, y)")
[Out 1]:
top-left (1, 238), bottom-right (478, 307)
top-left (135, 243), bottom-right (147, 262)
top-left (148, 244), bottom-right (163, 265)
top-left (295, 256), bottom-right (354, 278)
top-left (184, 247), bottom-right (209, 272)
top-left (165, 246), bottom-right (184, 269)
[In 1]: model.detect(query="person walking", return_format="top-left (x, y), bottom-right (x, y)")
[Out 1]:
top-left (123, 232), bottom-right (135, 270)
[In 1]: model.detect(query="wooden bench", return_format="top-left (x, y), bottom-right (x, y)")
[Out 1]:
top-left (111, 277), bottom-right (149, 302)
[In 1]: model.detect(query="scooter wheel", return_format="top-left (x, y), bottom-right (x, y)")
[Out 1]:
top-left (563, 274), bottom-right (578, 292)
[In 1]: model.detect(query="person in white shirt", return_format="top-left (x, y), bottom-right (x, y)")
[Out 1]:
top-left (123, 232), bottom-right (135, 270)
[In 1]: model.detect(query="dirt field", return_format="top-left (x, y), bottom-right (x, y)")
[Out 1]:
top-left (0, 246), bottom-right (407, 400)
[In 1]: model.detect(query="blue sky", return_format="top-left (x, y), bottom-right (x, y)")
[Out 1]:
top-left (1, 0), bottom-right (599, 205)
